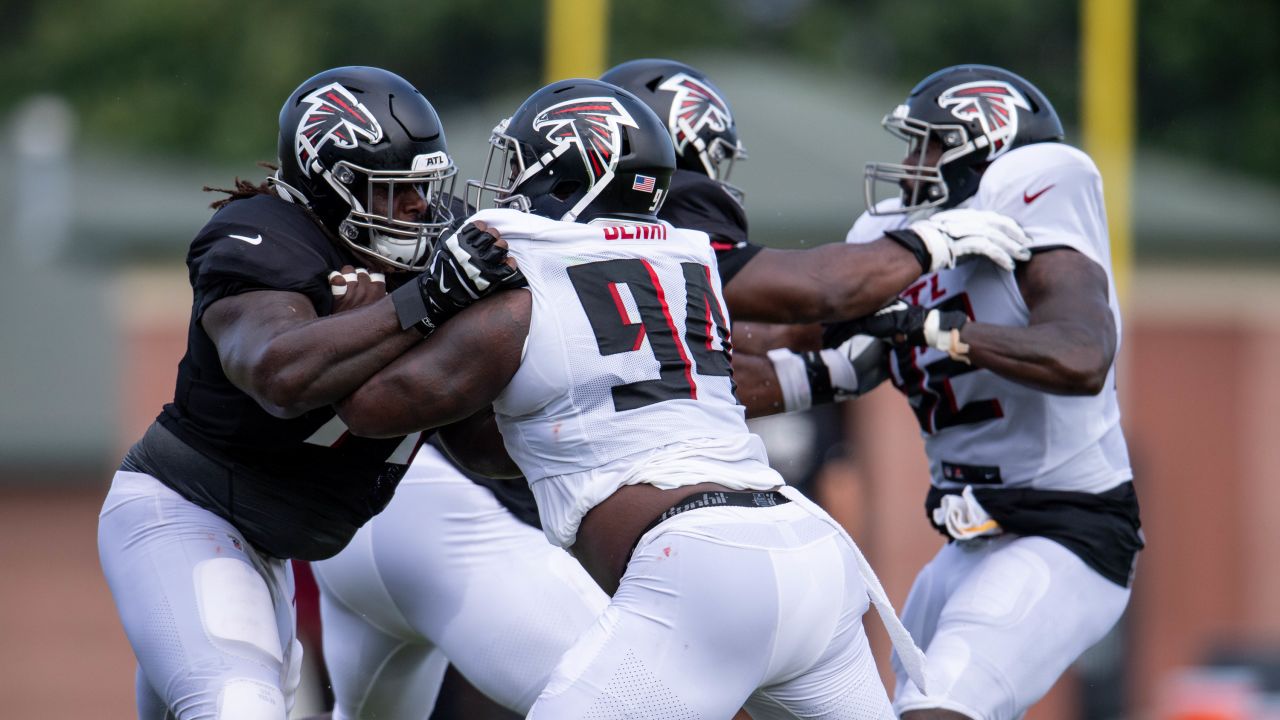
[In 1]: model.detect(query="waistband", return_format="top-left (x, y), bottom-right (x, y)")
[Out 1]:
top-left (628, 490), bottom-right (791, 561)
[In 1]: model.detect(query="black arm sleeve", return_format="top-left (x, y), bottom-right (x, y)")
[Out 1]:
top-left (659, 169), bottom-right (762, 285)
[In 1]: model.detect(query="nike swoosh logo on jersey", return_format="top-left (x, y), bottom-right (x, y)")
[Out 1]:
top-left (1023, 185), bottom-right (1055, 204)
top-left (229, 233), bottom-right (263, 245)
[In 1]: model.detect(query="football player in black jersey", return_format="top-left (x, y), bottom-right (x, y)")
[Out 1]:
top-left (96, 66), bottom-right (522, 720)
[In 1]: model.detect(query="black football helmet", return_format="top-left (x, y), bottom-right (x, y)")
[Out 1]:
top-left (274, 66), bottom-right (457, 270)
top-left (600, 59), bottom-right (746, 191)
top-left (864, 64), bottom-right (1064, 215)
top-left (467, 78), bottom-right (675, 223)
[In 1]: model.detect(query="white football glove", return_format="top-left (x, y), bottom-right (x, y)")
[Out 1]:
top-left (825, 334), bottom-right (892, 398)
top-left (908, 208), bottom-right (1032, 272)
top-left (765, 335), bottom-right (890, 413)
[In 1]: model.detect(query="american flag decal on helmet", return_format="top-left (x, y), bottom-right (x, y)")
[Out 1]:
top-left (632, 174), bottom-right (656, 193)
top-left (532, 97), bottom-right (638, 184)
top-left (658, 72), bottom-right (732, 155)
top-left (294, 83), bottom-right (384, 177)
top-left (937, 80), bottom-right (1031, 160)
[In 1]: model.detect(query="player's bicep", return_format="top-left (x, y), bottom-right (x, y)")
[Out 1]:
top-left (201, 290), bottom-right (319, 392)
top-left (722, 247), bottom-right (830, 323)
top-left (1018, 248), bottom-right (1116, 358)
top-left (337, 289), bottom-right (532, 438)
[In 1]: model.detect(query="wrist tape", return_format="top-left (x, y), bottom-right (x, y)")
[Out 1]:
top-left (884, 228), bottom-right (931, 272)
top-left (390, 282), bottom-right (436, 337)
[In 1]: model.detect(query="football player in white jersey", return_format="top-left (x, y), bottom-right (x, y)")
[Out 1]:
top-left (310, 60), bottom-right (1038, 720)
top-left (735, 65), bottom-right (1144, 720)
top-left (332, 77), bottom-right (937, 719)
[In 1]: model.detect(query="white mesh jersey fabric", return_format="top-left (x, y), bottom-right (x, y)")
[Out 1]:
top-left (477, 208), bottom-right (781, 546)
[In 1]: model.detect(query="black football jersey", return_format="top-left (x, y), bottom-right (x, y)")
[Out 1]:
top-left (659, 169), bottom-right (763, 286)
top-left (154, 193), bottom-right (424, 560)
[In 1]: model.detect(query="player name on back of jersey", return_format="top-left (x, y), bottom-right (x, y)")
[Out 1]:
top-left (602, 223), bottom-right (667, 241)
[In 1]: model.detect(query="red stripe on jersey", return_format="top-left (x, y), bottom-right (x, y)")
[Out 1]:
top-left (608, 282), bottom-right (646, 352)
top-left (640, 260), bottom-right (697, 399)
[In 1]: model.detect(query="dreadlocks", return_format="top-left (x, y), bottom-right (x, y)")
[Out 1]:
top-left (204, 162), bottom-right (277, 210)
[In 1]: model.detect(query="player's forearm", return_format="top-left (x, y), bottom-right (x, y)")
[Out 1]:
top-left (724, 242), bottom-right (920, 324)
top-left (251, 298), bottom-right (421, 417)
top-left (960, 321), bottom-right (1113, 396)
top-left (339, 290), bottom-right (531, 437)
top-left (816, 239), bottom-right (924, 320)
top-left (731, 352), bottom-right (787, 418)
top-left (731, 321), bottom-right (821, 356)
top-left (336, 364), bottom-right (470, 438)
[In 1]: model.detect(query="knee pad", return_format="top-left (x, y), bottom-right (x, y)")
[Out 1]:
top-left (217, 678), bottom-right (286, 720)
top-left (947, 541), bottom-right (1052, 627)
top-left (194, 558), bottom-right (284, 664)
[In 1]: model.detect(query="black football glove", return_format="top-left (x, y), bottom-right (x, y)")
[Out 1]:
top-left (390, 222), bottom-right (526, 336)
top-left (823, 300), bottom-right (967, 351)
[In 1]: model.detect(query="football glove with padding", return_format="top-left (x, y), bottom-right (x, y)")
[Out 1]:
top-left (390, 222), bottom-right (526, 336)
top-left (766, 335), bottom-right (891, 412)
top-left (825, 300), bottom-right (968, 355)
top-left (885, 208), bottom-right (1031, 273)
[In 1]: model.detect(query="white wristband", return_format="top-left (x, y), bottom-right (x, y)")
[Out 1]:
top-left (767, 348), bottom-right (812, 413)
top-left (819, 348), bottom-right (859, 396)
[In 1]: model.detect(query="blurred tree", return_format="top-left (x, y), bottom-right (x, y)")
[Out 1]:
top-left (2, 0), bottom-right (1275, 182)
top-left (1137, 0), bottom-right (1279, 181)
top-left (1, 0), bottom-right (543, 164)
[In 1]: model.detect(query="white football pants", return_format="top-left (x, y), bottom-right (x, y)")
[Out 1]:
top-left (310, 446), bottom-right (610, 718)
top-left (892, 534), bottom-right (1132, 720)
top-left (526, 496), bottom-right (895, 720)
top-left (98, 471), bottom-right (302, 720)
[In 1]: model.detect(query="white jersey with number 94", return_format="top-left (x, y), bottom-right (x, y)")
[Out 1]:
top-left (847, 143), bottom-right (1132, 494)
top-left (475, 208), bottom-right (782, 548)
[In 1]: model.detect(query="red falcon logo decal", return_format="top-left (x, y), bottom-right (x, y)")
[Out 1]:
top-left (294, 83), bottom-right (384, 177)
top-left (658, 72), bottom-right (732, 155)
top-left (532, 97), bottom-right (637, 184)
top-left (937, 80), bottom-right (1031, 160)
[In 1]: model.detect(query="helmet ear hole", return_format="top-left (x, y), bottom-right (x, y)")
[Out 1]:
top-left (552, 179), bottom-right (582, 200)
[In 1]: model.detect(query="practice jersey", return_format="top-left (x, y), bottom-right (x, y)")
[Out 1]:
top-left (151, 193), bottom-right (422, 559)
top-left (847, 143), bottom-right (1131, 494)
top-left (477, 208), bottom-right (782, 547)
top-left (660, 168), bottom-right (763, 286)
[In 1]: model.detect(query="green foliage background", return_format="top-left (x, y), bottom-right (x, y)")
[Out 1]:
top-left (2, 0), bottom-right (1275, 181)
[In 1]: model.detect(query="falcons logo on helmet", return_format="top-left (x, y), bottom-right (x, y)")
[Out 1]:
top-left (937, 80), bottom-right (1031, 160)
top-left (294, 83), bottom-right (384, 177)
top-left (533, 97), bottom-right (637, 183)
top-left (658, 73), bottom-right (732, 154)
